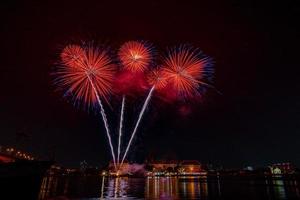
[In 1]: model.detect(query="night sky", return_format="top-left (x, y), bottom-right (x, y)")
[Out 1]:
top-left (0, 0), bottom-right (299, 168)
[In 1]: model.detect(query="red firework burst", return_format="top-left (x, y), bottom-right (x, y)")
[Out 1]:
top-left (56, 44), bottom-right (116, 106)
top-left (60, 44), bottom-right (85, 66)
top-left (118, 41), bottom-right (152, 72)
top-left (162, 46), bottom-right (210, 97)
top-left (147, 68), bottom-right (168, 90)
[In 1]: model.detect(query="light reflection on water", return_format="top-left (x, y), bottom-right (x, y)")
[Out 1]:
top-left (39, 176), bottom-right (300, 200)
top-left (145, 176), bottom-right (210, 200)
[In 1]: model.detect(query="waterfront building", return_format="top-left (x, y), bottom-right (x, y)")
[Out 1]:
top-left (179, 160), bottom-right (206, 175)
top-left (270, 163), bottom-right (295, 174)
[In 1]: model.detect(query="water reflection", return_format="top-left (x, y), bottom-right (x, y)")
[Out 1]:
top-left (100, 176), bottom-right (104, 199)
top-left (39, 176), bottom-right (300, 200)
top-left (146, 177), bottom-right (180, 199)
top-left (105, 177), bottom-right (130, 199)
top-left (272, 179), bottom-right (286, 199)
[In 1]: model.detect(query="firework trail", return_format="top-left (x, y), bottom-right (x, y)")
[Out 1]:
top-left (87, 74), bottom-right (117, 170)
top-left (120, 85), bottom-right (155, 166)
top-left (117, 95), bottom-right (125, 166)
top-left (120, 69), bottom-right (168, 166)
top-left (56, 44), bottom-right (117, 170)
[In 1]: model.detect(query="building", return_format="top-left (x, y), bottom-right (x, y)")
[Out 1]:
top-left (179, 160), bottom-right (206, 175)
top-left (270, 163), bottom-right (295, 175)
top-left (145, 160), bottom-right (179, 176)
top-left (146, 160), bottom-right (207, 176)
top-left (151, 160), bottom-right (179, 172)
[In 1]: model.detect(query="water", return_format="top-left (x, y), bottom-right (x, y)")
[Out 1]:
top-left (39, 176), bottom-right (300, 200)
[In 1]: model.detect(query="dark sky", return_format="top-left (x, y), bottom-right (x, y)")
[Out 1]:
top-left (0, 0), bottom-right (299, 168)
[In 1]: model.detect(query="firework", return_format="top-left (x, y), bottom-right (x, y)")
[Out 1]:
top-left (54, 41), bottom-right (214, 172)
top-left (60, 44), bottom-right (85, 67)
top-left (57, 45), bottom-right (116, 106)
top-left (147, 68), bottom-right (168, 90)
top-left (118, 41), bottom-right (152, 72)
top-left (162, 46), bottom-right (212, 97)
top-left (55, 44), bottom-right (117, 169)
